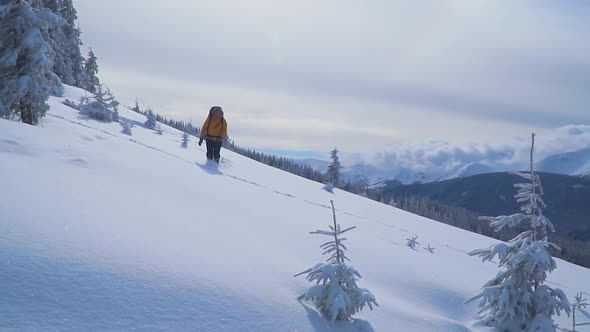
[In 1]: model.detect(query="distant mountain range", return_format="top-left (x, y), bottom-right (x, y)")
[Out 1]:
top-left (296, 145), bottom-right (590, 184)
top-left (380, 172), bottom-right (590, 241)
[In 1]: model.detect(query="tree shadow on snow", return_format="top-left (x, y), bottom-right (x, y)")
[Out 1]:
top-left (297, 299), bottom-right (375, 332)
top-left (120, 117), bottom-right (145, 129)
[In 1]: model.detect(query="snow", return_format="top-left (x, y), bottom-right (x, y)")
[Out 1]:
top-left (538, 147), bottom-right (590, 177)
top-left (1, 85), bottom-right (590, 331)
top-left (447, 162), bottom-right (495, 180)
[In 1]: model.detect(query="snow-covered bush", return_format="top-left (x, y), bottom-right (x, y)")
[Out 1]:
top-left (78, 84), bottom-right (119, 122)
top-left (181, 131), bottom-right (189, 148)
top-left (120, 119), bottom-right (132, 136)
top-left (467, 134), bottom-right (570, 331)
top-left (144, 109), bottom-right (157, 129)
top-left (295, 200), bottom-right (378, 322)
top-left (322, 182), bottom-right (335, 193)
top-left (62, 99), bottom-right (79, 110)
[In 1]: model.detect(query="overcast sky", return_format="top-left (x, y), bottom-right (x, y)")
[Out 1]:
top-left (75, 0), bottom-right (590, 159)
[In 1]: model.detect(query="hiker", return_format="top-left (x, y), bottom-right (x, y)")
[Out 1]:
top-left (199, 106), bottom-right (227, 163)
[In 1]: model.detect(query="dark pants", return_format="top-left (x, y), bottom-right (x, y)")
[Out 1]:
top-left (206, 139), bottom-right (223, 161)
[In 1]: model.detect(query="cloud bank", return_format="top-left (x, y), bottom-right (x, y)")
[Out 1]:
top-left (344, 125), bottom-right (590, 182)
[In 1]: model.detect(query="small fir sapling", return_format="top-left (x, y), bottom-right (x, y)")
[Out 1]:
top-left (424, 244), bottom-right (435, 253)
top-left (144, 109), bottom-right (157, 129)
top-left (295, 200), bottom-right (378, 322)
top-left (466, 133), bottom-right (570, 332)
top-left (181, 131), bottom-right (189, 148)
top-left (406, 236), bottom-right (419, 250)
top-left (559, 293), bottom-right (590, 332)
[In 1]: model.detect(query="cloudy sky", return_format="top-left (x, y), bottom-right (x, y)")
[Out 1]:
top-left (75, 1), bottom-right (590, 159)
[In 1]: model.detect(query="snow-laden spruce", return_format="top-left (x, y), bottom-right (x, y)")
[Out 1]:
top-left (467, 134), bottom-right (570, 332)
top-left (144, 109), bottom-right (157, 130)
top-left (78, 84), bottom-right (119, 122)
top-left (295, 200), bottom-right (378, 322)
top-left (326, 148), bottom-right (343, 187)
top-left (0, 0), bottom-right (62, 125)
top-left (84, 48), bottom-right (99, 93)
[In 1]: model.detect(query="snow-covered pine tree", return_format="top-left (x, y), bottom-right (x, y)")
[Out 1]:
top-left (326, 148), bottom-right (343, 187)
top-left (78, 84), bottom-right (119, 122)
top-left (0, 0), bottom-right (62, 125)
top-left (144, 109), bottom-right (157, 129)
top-left (466, 133), bottom-right (570, 332)
top-left (181, 130), bottom-right (189, 148)
top-left (84, 48), bottom-right (99, 93)
top-left (105, 86), bottom-right (119, 122)
top-left (295, 200), bottom-right (378, 322)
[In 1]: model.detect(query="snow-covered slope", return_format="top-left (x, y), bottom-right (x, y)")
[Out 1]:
top-left (1, 87), bottom-right (589, 331)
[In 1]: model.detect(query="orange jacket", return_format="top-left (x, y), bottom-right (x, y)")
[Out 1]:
top-left (200, 115), bottom-right (227, 141)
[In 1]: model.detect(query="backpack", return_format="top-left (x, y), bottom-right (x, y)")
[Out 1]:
top-left (205, 106), bottom-right (224, 139)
